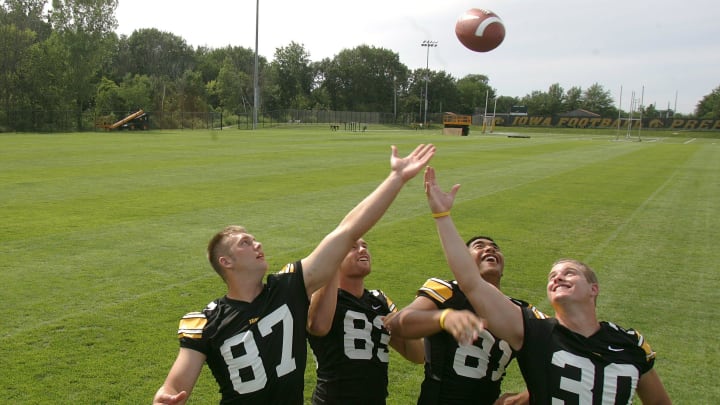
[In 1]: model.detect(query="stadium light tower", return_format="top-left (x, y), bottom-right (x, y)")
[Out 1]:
top-left (421, 40), bottom-right (437, 128)
top-left (253, 0), bottom-right (259, 129)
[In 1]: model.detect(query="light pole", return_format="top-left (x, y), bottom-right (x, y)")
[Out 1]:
top-left (421, 40), bottom-right (437, 127)
top-left (253, 0), bottom-right (259, 129)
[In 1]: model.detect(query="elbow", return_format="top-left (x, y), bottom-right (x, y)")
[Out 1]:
top-left (306, 320), bottom-right (331, 337)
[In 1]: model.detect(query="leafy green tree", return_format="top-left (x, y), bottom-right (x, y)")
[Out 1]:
top-left (564, 86), bottom-right (583, 112)
top-left (546, 83), bottom-right (565, 115)
top-left (0, 23), bottom-right (36, 121)
top-left (455, 74), bottom-right (493, 114)
top-left (696, 85), bottom-right (720, 119)
top-left (174, 69), bottom-right (207, 112)
top-left (520, 90), bottom-right (547, 116)
top-left (320, 45), bottom-right (407, 112)
top-left (124, 28), bottom-right (195, 80)
top-left (118, 73), bottom-right (152, 111)
top-left (581, 82), bottom-right (615, 115)
top-left (213, 56), bottom-right (251, 112)
top-left (1, 0), bottom-right (51, 40)
top-left (269, 41), bottom-right (313, 110)
top-left (424, 70), bottom-right (460, 119)
top-left (94, 76), bottom-right (121, 112)
top-left (48, 0), bottom-right (119, 128)
top-left (495, 95), bottom-right (519, 114)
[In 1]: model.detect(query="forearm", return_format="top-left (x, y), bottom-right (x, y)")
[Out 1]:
top-left (388, 308), bottom-right (444, 338)
top-left (307, 275), bottom-right (339, 336)
top-left (434, 216), bottom-right (486, 297)
top-left (390, 335), bottom-right (425, 364)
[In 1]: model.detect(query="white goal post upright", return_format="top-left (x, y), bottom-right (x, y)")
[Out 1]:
top-left (616, 85), bottom-right (644, 142)
top-left (480, 90), bottom-right (496, 134)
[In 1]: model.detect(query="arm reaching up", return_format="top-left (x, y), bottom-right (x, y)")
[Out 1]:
top-left (423, 166), bottom-right (524, 350)
top-left (302, 144), bottom-right (435, 297)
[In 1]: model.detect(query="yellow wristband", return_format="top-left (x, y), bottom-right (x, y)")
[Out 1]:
top-left (439, 308), bottom-right (452, 330)
top-left (432, 211), bottom-right (450, 218)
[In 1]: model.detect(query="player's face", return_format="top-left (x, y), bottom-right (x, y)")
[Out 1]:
top-left (224, 233), bottom-right (267, 273)
top-left (340, 238), bottom-right (371, 277)
top-left (468, 238), bottom-right (504, 279)
top-left (547, 261), bottom-right (597, 305)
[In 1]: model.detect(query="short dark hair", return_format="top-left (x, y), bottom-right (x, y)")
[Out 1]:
top-left (465, 235), bottom-right (498, 249)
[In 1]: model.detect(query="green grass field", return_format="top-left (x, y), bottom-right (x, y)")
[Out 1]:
top-left (2, 126), bottom-right (719, 403)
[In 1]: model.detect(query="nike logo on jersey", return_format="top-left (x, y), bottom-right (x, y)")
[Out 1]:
top-left (372, 304), bottom-right (382, 310)
top-left (608, 346), bottom-right (624, 352)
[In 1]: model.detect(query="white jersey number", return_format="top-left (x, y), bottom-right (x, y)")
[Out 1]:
top-left (453, 329), bottom-right (513, 381)
top-left (220, 304), bottom-right (295, 394)
top-left (343, 309), bottom-right (391, 362)
top-left (551, 350), bottom-right (639, 404)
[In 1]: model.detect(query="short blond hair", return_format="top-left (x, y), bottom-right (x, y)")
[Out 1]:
top-left (207, 225), bottom-right (247, 276)
top-left (552, 258), bottom-right (598, 284)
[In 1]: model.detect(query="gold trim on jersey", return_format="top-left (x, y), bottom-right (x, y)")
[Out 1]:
top-left (371, 289), bottom-right (397, 312)
top-left (418, 278), bottom-right (454, 303)
top-left (637, 332), bottom-right (656, 361)
top-left (279, 262), bottom-right (297, 274)
top-left (178, 312), bottom-right (207, 339)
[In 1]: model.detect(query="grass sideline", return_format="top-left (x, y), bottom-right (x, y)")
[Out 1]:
top-left (1, 126), bottom-right (719, 403)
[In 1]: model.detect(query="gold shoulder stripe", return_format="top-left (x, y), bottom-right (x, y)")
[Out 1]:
top-left (178, 312), bottom-right (207, 339)
top-left (531, 306), bottom-right (549, 319)
top-left (419, 278), bottom-right (453, 303)
top-left (636, 331), bottom-right (657, 361)
top-left (386, 296), bottom-right (396, 313)
top-left (279, 263), bottom-right (296, 274)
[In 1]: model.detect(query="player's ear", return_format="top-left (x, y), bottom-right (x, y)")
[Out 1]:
top-left (218, 255), bottom-right (233, 269)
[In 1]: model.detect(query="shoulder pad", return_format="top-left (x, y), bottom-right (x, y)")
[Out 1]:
top-left (418, 278), bottom-right (454, 303)
top-left (178, 312), bottom-right (207, 339)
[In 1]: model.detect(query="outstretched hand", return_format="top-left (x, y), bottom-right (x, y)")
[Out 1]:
top-left (390, 144), bottom-right (436, 182)
top-left (153, 391), bottom-right (188, 405)
top-left (424, 166), bottom-right (460, 214)
top-left (442, 309), bottom-right (486, 346)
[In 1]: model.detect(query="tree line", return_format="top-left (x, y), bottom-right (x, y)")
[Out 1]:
top-left (1, 0), bottom-right (718, 131)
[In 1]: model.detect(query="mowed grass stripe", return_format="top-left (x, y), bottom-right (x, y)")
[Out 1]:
top-left (1, 129), bottom-right (717, 403)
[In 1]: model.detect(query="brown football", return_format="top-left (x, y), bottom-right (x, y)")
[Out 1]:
top-left (455, 8), bottom-right (506, 52)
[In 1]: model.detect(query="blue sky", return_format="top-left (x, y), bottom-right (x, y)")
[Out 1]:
top-left (116, 0), bottom-right (719, 114)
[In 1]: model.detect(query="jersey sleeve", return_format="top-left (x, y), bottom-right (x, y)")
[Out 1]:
top-left (177, 300), bottom-right (219, 354)
top-left (416, 277), bottom-right (454, 307)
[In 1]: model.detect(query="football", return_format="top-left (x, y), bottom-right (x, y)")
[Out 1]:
top-left (455, 8), bottom-right (506, 52)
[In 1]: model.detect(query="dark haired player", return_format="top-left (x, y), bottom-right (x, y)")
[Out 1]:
top-left (422, 165), bottom-right (671, 404)
top-left (151, 144), bottom-right (435, 404)
top-left (307, 238), bottom-right (424, 405)
top-left (386, 235), bottom-right (534, 405)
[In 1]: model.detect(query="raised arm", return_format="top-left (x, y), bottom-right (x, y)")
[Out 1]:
top-left (306, 271), bottom-right (339, 336)
top-left (424, 166), bottom-right (524, 350)
top-left (302, 144), bottom-right (435, 296)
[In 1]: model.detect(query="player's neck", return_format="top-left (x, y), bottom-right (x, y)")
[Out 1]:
top-left (555, 304), bottom-right (599, 337)
top-left (339, 277), bottom-right (365, 298)
top-left (225, 273), bottom-right (264, 303)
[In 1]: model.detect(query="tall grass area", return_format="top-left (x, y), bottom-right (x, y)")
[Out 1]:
top-left (2, 126), bottom-right (718, 403)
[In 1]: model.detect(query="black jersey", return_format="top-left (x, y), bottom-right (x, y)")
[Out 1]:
top-left (177, 261), bottom-right (309, 404)
top-left (416, 277), bottom-right (537, 405)
top-left (518, 306), bottom-right (656, 404)
top-left (307, 288), bottom-right (396, 405)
